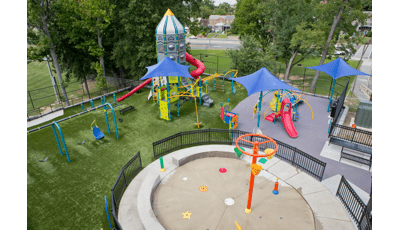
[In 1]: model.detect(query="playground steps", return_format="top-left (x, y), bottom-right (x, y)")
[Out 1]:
top-left (180, 77), bottom-right (213, 107)
top-left (202, 93), bottom-right (214, 107)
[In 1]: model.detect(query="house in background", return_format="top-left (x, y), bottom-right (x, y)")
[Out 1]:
top-left (353, 11), bottom-right (372, 34)
top-left (208, 15), bottom-right (235, 32)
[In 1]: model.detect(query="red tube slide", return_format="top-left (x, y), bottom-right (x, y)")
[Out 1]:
top-left (117, 78), bottom-right (151, 102)
top-left (186, 52), bottom-right (205, 79)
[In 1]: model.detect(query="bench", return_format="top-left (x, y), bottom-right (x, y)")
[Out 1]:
top-left (120, 106), bottom-right (135, 115)
top-left (340, 148), bottom-right (372, 170)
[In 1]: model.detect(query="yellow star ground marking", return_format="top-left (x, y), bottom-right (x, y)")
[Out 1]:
top-left (182, 211), bottom-right (192, 219)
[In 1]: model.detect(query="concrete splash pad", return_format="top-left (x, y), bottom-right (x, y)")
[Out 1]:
top-left (152, 157), bottom-right (314, 230)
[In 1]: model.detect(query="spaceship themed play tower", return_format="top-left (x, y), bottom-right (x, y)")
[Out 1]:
top-left (151, 9), bottom-right (213, 121)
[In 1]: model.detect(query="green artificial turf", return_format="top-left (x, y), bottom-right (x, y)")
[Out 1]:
top-left (27, 80), bottom-right (248, 229)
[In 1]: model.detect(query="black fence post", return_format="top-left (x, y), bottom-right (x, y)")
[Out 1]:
top-left (303, 68), bottom-right (306, 92)
top-left (28, 91), bottom-right (35, 109)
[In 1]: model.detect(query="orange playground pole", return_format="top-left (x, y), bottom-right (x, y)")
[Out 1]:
top-left (246, 142), bottom-right (259, 213)
top-left (235, 133), bottom-right (278, 214)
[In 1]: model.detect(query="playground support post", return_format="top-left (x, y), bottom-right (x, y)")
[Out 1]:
top-left (177, 76), bottom-right (180, 117)
top-left (167, 76), bottom-right (171, 121)
top-left (51, 126), bottom-right (63, 156)
top-left (245, 143), bottom-right (259, 213)
top-left (257, 91), bottom-right (263, 127)
top-left (327, 79), bottom-right (336, 112)
top-left (273, 90), bottom-right (281, 124)
top-left (222, 71), bottom-right (225, 93)
top-left (104, 102), bottom-right (119, 139)
top-left (52, 121), bottom-right (71, 162)
top-left (90, 100), bottom-right (94, 108)
top-left (103, 105), bottom-right (111, 135)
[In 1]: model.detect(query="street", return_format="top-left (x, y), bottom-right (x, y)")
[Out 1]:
top-left (186, 38), bottom-right (241, 50)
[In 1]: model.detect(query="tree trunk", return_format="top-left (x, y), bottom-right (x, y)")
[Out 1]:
top-left (98, 26), bottom-right (108, 93)
top-left (310, 6), bottom-right (344, 93)
top-left (42, 18), bottom-right (70, 106)
top-left (83, 76), bottom-right (91, 99)
top-left (284, 50), bottom-right (298, 82)
top-left (120, 67), bottom-right (126, 87)
top-left (111, 68), bottom-right (121, 89)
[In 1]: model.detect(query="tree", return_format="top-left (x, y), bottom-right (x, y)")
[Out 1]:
top-left (309, 0), bottom-right (367, 93)
top-left (233, 0), bottom-right (272, 51)
top-left (200, 5), bottom-right (213, 19)
top-left (259, 0), bottom-right (325, 81)
top-left (217, 2), bottom-right (233, 14)
top-left (63, 0), bottom-right (115, 93)
top-left (214, 7), bottom-right (227, 15)
top-left (226, 35), bottom-right (276, 76)
top-left (27, 0), bottom-right (70, 106)
top-left (112, 0), bottom-right (200, 79)
top-left (361, 0), bottom-right (372, 11)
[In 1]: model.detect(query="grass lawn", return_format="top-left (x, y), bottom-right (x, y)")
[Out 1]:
top-left (27, 80), bottom-right (249, 229)
top-left (27, 61), bottom-right (88, 114)
top-left (218, 34), bottom-right (227, 39)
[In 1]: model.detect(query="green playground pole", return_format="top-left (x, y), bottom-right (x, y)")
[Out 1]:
top-left (103, 105), bottom-right (111, 135)
top-left (113, 93), bottom-right (116, 104)
top-left (53, 122), bottom-right (71, 162)
top-left (257, 91), bottom-right (263, 127)
top-left (160, 157), bottom-right (165, 172)
top-left (214, 72), bottom-right (216, 91)
top-left (206, 80), bottom-right (208, 94)
top-left (81, 103), bottom-right (84, 111)
top-left (90, 100), bottom-right (94, 108)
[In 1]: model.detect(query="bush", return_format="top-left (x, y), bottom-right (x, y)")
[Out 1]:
top-left (344, 34), bottom-right (350, 40)
top-left (366, 31), bottom-right (372, 37)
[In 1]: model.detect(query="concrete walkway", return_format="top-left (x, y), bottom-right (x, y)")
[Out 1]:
top-left (350, 45), bottom-right (372, 101)
top-left (118, 145), bottom-right (355, 230)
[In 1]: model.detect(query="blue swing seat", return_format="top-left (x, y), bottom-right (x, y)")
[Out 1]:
top-left (93, 126), bottom-right (105, 140)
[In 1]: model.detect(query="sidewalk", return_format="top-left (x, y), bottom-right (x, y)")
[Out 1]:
top-left (350, 45), bottom-right (372, 101)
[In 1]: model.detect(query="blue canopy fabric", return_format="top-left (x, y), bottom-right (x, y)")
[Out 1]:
top-left (140, 57), bottom-right (194, 80)
top-left (228, 67), bottom-right (299, 96)
top-left (305, 57), bottom-right (371, 80)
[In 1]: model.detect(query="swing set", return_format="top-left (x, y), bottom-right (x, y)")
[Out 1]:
top-left (27, 103), bottom-right (120, 163)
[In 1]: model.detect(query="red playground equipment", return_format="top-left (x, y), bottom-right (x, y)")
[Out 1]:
top-left (265, 98), bottom-right (298, 138)
top-left (235, 133), bottom-right (278, 214)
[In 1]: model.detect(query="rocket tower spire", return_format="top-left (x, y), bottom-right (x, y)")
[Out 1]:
top-left (155, 9), bottom-right (186, 64)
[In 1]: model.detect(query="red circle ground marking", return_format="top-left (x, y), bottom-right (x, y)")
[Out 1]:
top-left (219, 168), bottom-right (227, 173)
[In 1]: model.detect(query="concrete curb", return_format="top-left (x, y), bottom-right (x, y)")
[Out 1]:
top-left (119, 145), bottom-right (354, 230)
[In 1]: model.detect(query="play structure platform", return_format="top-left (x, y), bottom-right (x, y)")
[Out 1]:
top-left (118, 145), bottom-right (356, 230)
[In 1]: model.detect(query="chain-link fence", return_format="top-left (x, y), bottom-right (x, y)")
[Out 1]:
top-left (190, 53), bottom-right (352, 101)
top-left (27, 77), bottom-right (140, 119)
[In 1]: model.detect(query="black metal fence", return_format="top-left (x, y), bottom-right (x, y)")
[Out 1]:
top-left (330, 124), bottom-right (372, 148)
top-left (153, 129), bottom-right (326, 181)
top-left (336, 176), bottom-right (372, 230)
top-left (111, 151), bottom-right (143, 230)
top-left (191, 53), bottom-right (351, 100)
top-left (27, 77), bottom-right (140, 118)
top-left (329, 79), bottom-right (350, 136)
